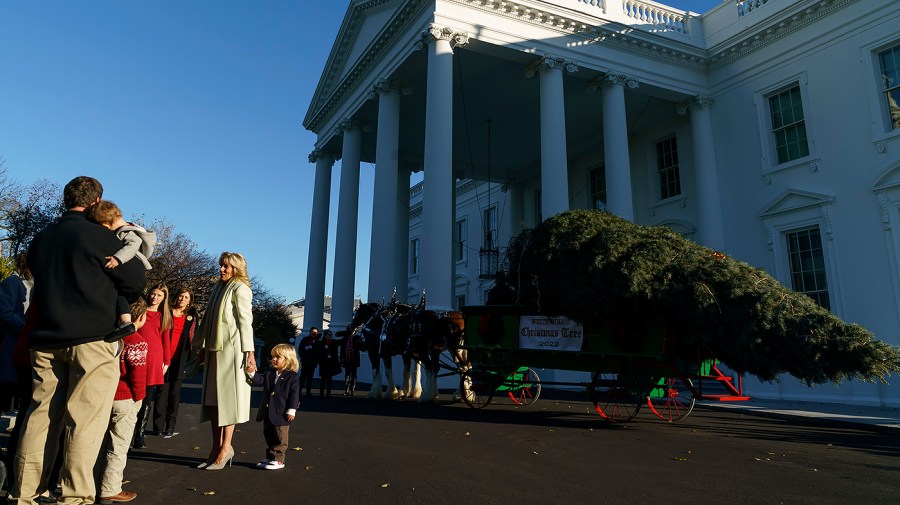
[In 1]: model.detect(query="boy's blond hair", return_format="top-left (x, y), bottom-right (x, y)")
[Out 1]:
top-left (271, 343), bottom-right (299, 372)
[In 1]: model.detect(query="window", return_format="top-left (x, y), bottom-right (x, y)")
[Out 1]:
top-left (785, 227), bottom-right (830, 310)
top-left (456, 294), bottom-right (466, 310)
top-left (656, 136), bottom-right (681, 200)
top-left (410, 238), bottom-right (420, 275)
top-left (483, 206), bottom-right (497, 246)
top-left (589, 165), bottom-right (606, 210)
top-left (769, 85), bottom-right (810, 164)
top-left (879, 44), bottom-right (900, 130)
top-left (455, 219), bottom-right (467, 262)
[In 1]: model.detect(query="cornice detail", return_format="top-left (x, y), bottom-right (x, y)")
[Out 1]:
top-left (524, 56), bottom-right (579, 78)
top-left (306, 0), bottom-right (426, 133)
top-left (367, 79), bottom-right (413, 100)
top-left (451, 0), bottom-right (706, 71)
top-left (414, 24), bottom-right (470, 51)
top-left (708, 0), bottom-right (853, 70)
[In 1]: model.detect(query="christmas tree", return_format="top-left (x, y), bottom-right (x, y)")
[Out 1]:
top-left (504, 210), bottom-right (900, 385)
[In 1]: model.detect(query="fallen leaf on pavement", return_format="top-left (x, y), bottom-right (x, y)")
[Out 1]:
top-left (203, 491), bottom-right (215, 496)
top-left (381, 483), bottom-right (390, 488)
top-left (292, 447), bottom-right (303, 451)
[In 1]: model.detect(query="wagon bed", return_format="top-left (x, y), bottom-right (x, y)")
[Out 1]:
top-left (459, 305), bottom-right (750, 422)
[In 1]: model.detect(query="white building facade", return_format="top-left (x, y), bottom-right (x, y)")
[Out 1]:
top-left (303, 0), bottom-right (900, 407)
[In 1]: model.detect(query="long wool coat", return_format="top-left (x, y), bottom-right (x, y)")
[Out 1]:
top-left (197, 280), bottom-right (254, 425)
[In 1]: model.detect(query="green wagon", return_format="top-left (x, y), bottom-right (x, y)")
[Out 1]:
top-left (460, 305), bottom-right (750, 422)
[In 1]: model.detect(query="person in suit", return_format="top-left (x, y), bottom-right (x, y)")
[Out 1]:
top-left (193, 252), bottom-right (256, 471)
top-left (245, 343), bottom-right (300, 471)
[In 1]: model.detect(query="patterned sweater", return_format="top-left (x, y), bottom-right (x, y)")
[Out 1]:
top-left (115, 331), bottom-right (149, 401)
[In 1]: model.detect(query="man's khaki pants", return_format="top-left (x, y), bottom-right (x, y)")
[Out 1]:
top-left (10, 340), bottom-right (120, 505)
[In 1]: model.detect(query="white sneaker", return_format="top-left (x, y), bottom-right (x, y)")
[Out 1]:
top-left (263, 461), bottom-right (285, 470)
top-left (255, 459), bottom-right (272, 469)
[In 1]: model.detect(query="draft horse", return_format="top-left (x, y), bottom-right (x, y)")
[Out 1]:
top-left (406, 307), bottom-right (467, 402)
top-left (348, 296), bottom-right (469, 402)
top-left (347, 301), bottom-right (421, 400)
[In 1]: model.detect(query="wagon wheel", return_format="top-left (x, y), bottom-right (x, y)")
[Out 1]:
top-left (588, 370), bottom-right (641, 422)
top-left (646, 377), bottom-right (695, 422)
top-left (460, 367), bottom-right (496, 409)
top-left (507, 367), bottom-right (541, 407)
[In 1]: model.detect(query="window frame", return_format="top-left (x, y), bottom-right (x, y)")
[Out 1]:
top-left (654, 135), bottom-right (682, 201)
top-left (753, 73), bottom-right (820, 175)
top-left (483, 205), bottom-right (498, 247)
top-left (862, 37), bottom-right (900, 145)
top-left (877, 44), bottom-right (900, 132)
top-left (455, 218), bottom-right (467, 263)
top-left (410, 237), bottom-right (420, 276)
top-left (760, 189), bottom-right (842, 316)
top-left (784, 227), bottom-right (830, 310)
top-left (589, 164), bottom-right (607, 210)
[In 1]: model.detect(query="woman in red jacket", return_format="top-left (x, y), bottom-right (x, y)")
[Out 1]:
top-left (132, 283), bottom-right (172, 448)
top-left (151, 287), bottom-right (199, 437)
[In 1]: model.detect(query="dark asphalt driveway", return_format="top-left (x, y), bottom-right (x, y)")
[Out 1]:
top-left (3, 384), bottom-right (898, 505)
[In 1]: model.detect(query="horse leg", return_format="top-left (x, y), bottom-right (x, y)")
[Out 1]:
top-left (410, 360), bottom-right (423, 400)
top-left (400, 356), bottom-right (412, 400)
top-left (368, 352), bottom-right (383, 400)
top-left (384, 356), bottom-right (400, 400)
top-left (450, 348), bottom-right (469, 402)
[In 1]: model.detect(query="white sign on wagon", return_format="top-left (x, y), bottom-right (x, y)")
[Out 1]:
top-left (518, 315), bottom-right (584, 352)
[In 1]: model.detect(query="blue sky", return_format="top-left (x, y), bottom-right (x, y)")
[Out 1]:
top-left (1, 0), bottom-right (724, 303)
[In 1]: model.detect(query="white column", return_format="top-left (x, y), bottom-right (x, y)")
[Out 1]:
top-left (419, 25), bottom-right (468, 310)
top-left (395, 167), bottom-right (411, 302)
top-left (596, 74), bottom-right (639, 221)
top-left (685, 97), bottom-right (725, 249)
top-left (367, 81), bottom-right (406, 303)
top-left (302, 149), bottom-right (334, 337)
top-left (527, 56), bottom-right (577, 220)
top-left (330, 120), bottom-right (364, 331)
top-left (505, 183), bottom-right (523, 240)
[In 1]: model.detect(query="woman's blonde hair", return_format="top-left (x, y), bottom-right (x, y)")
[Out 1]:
top-left (271, 343), bottom-right (299, 372)
top-left (220, 252), bottom-right (250, 287)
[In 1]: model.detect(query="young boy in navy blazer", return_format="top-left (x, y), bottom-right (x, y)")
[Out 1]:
top-left (245, 343), bottom-right (301, 470)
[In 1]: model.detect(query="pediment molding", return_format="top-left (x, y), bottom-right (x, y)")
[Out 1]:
top-left (306, 0), bottom-right (424, 133)
top-left (760, 188), bottom-right (834, 217)
top-left (872, 162), bottom-right (900, 193)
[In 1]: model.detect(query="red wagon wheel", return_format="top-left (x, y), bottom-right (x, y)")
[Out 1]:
top-left (588, 370), bottom-right (642, 422)
top-left (507, 367), bottom-right (541, 407)
top-left (646, 377), bottom-right (695, 422)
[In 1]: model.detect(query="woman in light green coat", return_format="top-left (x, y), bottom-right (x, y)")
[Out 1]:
top-left (194, 252), bottom-right (256, 470)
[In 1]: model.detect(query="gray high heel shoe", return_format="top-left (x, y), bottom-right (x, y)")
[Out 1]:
top-left (205, 446), bottom-right (234, 471)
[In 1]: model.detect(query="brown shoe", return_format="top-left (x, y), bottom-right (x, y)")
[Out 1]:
top-left (99, 491), bottom-right (137, 504)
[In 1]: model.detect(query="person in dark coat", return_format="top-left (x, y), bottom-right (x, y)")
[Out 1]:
top-left (336, 330), bottom-right (360, 396)
top-left (11, 176), bottom-right (146, 504)
top-left (317, 330), bottom-right (341, 397)
top-left (297, 327), bottom-right (320, 396)
top-left (245, 344), bottom-right (300, 470)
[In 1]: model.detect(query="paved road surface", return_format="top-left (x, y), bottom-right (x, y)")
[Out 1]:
top-left (47, 385), bottom-right (894, 505)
